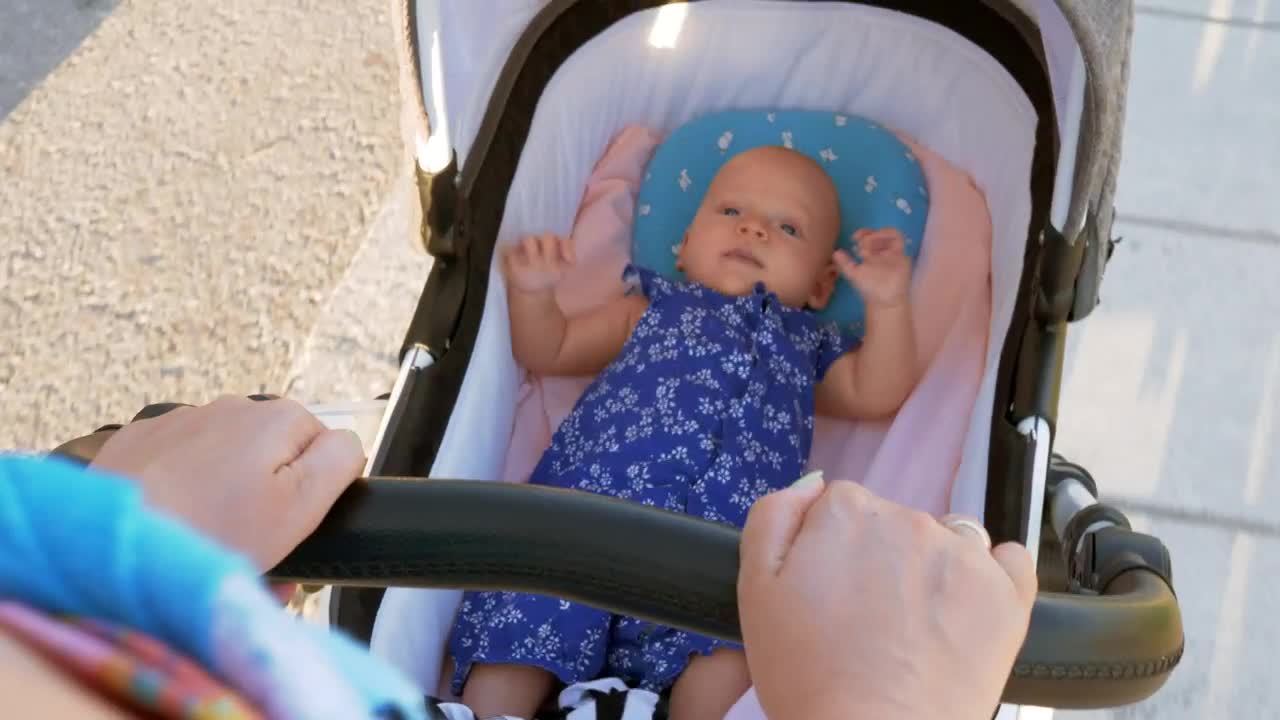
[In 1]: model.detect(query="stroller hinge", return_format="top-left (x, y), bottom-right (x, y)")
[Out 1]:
top-left (1034, 223), bottom-right (1086, 326)
top-left (417, 153), bottom-right (460, 258)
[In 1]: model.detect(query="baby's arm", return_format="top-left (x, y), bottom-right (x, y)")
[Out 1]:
top-left (816, 228), bottom-right (918, 420)
top-left (816, 303), bottom-right (917, 420)
top-left (506, 233), bottom-right (648, 376)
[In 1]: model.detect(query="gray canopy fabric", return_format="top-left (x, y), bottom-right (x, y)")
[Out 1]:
top-left (1053, 0), bottom-right (1134, 316)
top-left (1063, 0), bottom-right (1133, 230)
top-left (995, 0), bottom-right (1132, 243)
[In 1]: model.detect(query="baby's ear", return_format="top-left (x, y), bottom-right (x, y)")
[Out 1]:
top-left (674, 233), bottom-right (689, 272)
top-left (807, 262), bottom-right (839, 310)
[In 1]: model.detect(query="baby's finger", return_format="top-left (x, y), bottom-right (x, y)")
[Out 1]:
top-left (514, 245), bottom-right (542, 276)
top-left (864, 234), bottom-right (892, 256)
top-left (832, 250), bottom-right (860, 279)
top-left (522, 237), bottom-right (547, 270)
top-left (502, 255), bottom-right (526, 284)
top-left (872, 227), bottom-right (906, 249)
top-left (560, 235), bottom-right (577, 265)
top-left (526, 234), bottom-right (544, 264)
top-left (885, 231), bottom-right (906, 256)
top-left (502, 242), bottom-right (526, 264)
top-left (521, 235), bottom-right (542, 262)
top-left (507, 241), bottom-right (530, 266)
top-left (537, 233), bottom-right (559, 263)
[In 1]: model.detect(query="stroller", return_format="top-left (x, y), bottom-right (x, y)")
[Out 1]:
top-left (54, 1), bottom-right (1184, 717)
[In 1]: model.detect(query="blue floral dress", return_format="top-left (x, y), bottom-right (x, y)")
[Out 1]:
top-left (449, 265), bottom-right (858, 694)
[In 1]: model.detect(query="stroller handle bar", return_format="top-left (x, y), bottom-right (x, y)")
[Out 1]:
top-left (268, 478), bottom-right (1183, 709)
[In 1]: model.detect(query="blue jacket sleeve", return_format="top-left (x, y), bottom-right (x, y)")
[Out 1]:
top-left (0, 454), bottom-right (251, 666)
top-left (0, 454), bottom-right (431, 718)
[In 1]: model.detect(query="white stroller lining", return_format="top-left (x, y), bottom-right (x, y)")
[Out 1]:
top-left (370, 2), bottom-right (1037, 708)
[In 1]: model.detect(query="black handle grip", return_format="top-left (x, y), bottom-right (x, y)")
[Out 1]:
top-left (269, 478), bottom-right (1183, 709)
top-left (271, 479), bottom-right (742, 640)
top-left (1009, 569), bottom-right (1182, 708)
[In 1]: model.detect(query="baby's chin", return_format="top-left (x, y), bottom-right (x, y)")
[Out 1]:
top-left (690, 268), bottom-right (810, 307)
top-left (686, 266), bottom-right (757, 295)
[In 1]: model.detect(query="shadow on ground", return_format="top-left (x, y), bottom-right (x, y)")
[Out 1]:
top-left (0, 0), bottom-right (121, 119)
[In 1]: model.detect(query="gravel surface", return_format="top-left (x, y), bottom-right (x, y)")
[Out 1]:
top-left (0, 0), bottom-right (403, 451)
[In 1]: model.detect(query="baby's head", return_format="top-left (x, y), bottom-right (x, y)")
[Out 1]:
top-left (676, 145), bottom-right (841, 309)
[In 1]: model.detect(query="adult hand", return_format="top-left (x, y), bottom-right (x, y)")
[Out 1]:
top-left (91, 395), bottom-right (365, 571)
top-left (738, 477), bottom-right (1037, 719)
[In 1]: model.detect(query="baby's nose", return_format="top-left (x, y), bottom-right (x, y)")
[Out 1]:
top-left (737, 221), bottom-right (767, 241)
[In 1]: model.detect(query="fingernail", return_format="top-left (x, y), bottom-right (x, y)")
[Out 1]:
top-left (791, 470), bottom-right (825, 491)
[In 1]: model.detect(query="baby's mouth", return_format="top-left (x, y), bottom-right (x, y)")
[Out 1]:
top-left (724, 248), bottom-right (764, 269)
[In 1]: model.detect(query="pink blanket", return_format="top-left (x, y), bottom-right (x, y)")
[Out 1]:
top-left (498, 124), bottom-right (992, 719)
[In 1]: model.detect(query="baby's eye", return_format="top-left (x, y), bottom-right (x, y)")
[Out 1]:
top-left (780, 223), bottom-right (799, 237)
top-left (721, 207), bottom-right (740, 217)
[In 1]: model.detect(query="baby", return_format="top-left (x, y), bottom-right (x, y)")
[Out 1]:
top-left (448, 146), bottom-right (917, 719)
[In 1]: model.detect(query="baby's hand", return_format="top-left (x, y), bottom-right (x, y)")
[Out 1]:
top-left (503, 233), bottom-right (576, 293)
top-left (833, 228), bottom-right (911, 308)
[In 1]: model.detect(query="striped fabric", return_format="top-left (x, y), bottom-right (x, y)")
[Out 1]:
top-left (429, 677), bottom-right (665, 720)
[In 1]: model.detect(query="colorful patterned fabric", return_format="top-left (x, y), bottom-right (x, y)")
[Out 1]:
top-left (0, 601), bottom-right (260, 719)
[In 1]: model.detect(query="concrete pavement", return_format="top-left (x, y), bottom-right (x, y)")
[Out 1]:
top-left (1058, 1), bottom-right (1279, 717)
top-left (0, 0), bottom-right (402, 451)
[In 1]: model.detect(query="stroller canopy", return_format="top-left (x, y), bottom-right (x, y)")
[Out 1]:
top-left (1037, 0), bottom-right (1133, 315)
top-left (398, 0), bottom-right (1134, 318)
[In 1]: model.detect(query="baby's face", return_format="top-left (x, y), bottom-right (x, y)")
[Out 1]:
top-left (678, 146), bottom-right (841, 309)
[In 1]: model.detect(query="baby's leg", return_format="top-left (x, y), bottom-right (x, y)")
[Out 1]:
top-left (450, 590), bottom-right (612, 717)
top-left (461, 663), bottom-right (554, 719)
top-left (668, 648), bottom-right (751, 720)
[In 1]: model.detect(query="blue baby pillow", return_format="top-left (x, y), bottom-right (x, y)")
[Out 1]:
top-left (632, 110), bottom-right (929, 337)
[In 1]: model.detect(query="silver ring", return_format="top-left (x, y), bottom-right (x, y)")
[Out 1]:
top-left (941, 514), bottom-right (992, 551)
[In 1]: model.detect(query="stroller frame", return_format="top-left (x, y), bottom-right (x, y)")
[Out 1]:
top-left (303, 0), bottom-right (1184, 711)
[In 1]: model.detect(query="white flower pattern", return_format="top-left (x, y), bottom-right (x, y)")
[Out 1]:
top-left (448, 265), bottom-right (858, 695)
